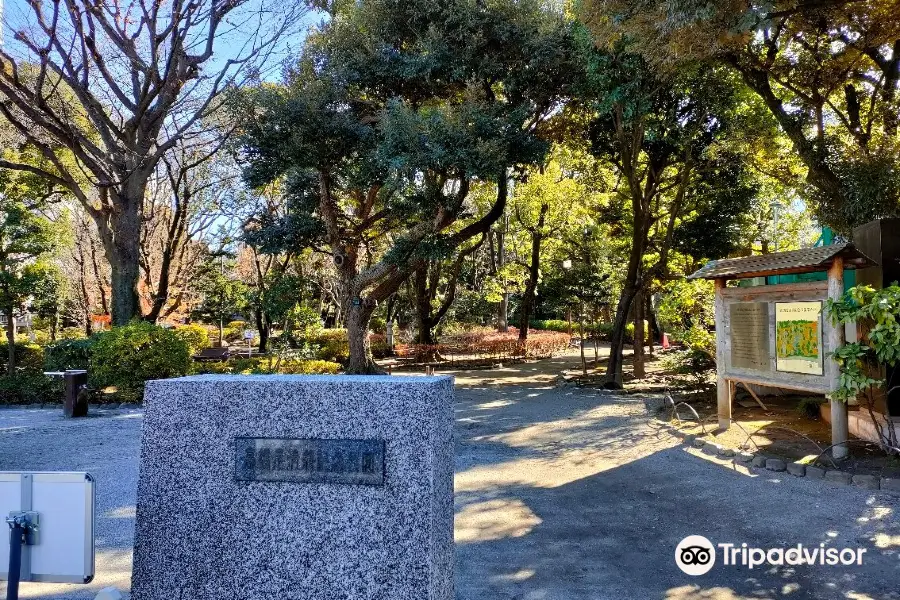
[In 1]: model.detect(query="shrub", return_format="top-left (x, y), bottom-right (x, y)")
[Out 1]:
top-left (312, 329), bottom-right (349, 362)
top-left (681, 325), bottom-right (715, 359)
top-left (25, 330), bottom-right (51, 346)
top-left (0, 342), bottom-right (46, 374)
top-left (223, 327), bottom-right (244, 344)
top-left (192, 360), bottom-right (234, 375)
top-left (226, 320), bottom-right (247, 329)
top-left (661, 348), bottom-right (715, 389)
top-left (192, 356), bottom-right (341, 375)
top-left (44, 338), bottom-right (94, 372)
top-left (369, 333), bottom-right (392, 359)
top-left (521, 331), bottom-right (570, 358)
top-left (175, 324), bottom-right (210, 355)
top-left (530, 319), bottom-right (571, 333)
top-left (91, 322), bottom-right (191, 397)
top-left (530, 319), bottom-right (613, 340)
top-left (0, 373), bottom-right (63, 405)
top-left (58, 327), bottom-right (88, 340)
top-left (275, 359), bottom-right (341, 375)
top-left (397, 328), bottom-right (570, 362)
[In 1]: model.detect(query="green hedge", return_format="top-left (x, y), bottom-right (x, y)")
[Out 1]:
top-left (0, 342), bottom-right (46, 374)
top-left (174, 324), bottom-right (210, 355)
top-left (0, 374), bottom-right (62, 405)
top-left (0, 343), bottom-right (64, 405)
top-left (530, 320), bottom-right (616, 341)
top-left (44, 338), bottom-right (93, 372)
top-left (193, 357), bottom-right (341, 375)
top-left (91, 322), bottom-right (191, 398)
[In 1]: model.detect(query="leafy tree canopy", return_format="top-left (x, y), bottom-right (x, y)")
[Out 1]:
top-left (579, 0), bottom-right (900, 232)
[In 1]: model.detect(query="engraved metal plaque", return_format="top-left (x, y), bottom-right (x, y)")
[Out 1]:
top-left (729, 302), bottom-right (771, 372)
top-left (234, 438), bottom-right (385, 486)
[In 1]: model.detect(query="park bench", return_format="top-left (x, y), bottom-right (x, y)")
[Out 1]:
top-left (192, 347), bottom-right (230, 362)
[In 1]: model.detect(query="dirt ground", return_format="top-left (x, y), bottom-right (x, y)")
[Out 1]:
top-left (576, 347), bottom-right (900, 477)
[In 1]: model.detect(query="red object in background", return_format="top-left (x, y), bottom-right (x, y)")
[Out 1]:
top-left (661, 333), bottom-right (670, 349)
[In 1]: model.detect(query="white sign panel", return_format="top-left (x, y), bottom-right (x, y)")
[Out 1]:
top-left (0, 472), bottom-right (95, 584)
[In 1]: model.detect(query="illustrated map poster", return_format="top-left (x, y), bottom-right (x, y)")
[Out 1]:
top-left (775, 301), bottom-right (824, 376)
top-left (729, 302), bottom-right (771, 372)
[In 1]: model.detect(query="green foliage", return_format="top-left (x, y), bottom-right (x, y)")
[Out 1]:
top-left (236, 0), bottom-right (581, 374)
top-left (681, 325), bottom-right (716, 359)
top-left (193, 357), bottom-right (341, 376)
top-left (368, 334), bottom-right (392, 359)
top-left (531, 319), bottom-right (572, 333)
top-left (91, 322), bottom-right (191, 397)
top-left (293, 305), bottom-right (323, 337)
top-left (44, 338), bottom-right (94, 372)
top-left (0, 342), bottom-right (45, 374)
top-left (662, 348), bottom-right (715, 377)
top-left (30, 262), bottom-right (66, 332)
top-left (174, 325), bottom-right (211, 355)
top-left (0, 374), bottom-right (62, 405)
top-left (192, 266), bottom-right (248, 328)
top-left (58, 327), bottom-right (87, 340)
top-left (310, 329), bottom-right (350, 363)
top-left (656, 279), bottom-right (714, 338)
top-left (223, 327), bottom-right (245, 344)
top-left (825, 285), bottom-right (900, 403)
top-left (579, 0), bottom-right (900, 232)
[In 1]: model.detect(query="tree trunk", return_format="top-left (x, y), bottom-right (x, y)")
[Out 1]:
top-left (606, 284), bottom-right (639, 388)
top-left (605, 199), bottom-right (648, 387)
top-left (646, 294), bottom-right (658, 356)
top-left (6, 309), bottom-right (15, 376)
top-left (496, 221), bottom-right (508, 332)
top-left (255, 310), bottom-right (270, 353)
top-left (578, 301), bottom-right (586, 375)
top-left (518, 205), bottom-right (547, 343)
top-left (414, 265), bottom-right (437, 345)
top-left (633, 289), bottom-right (645, 379)
top-left (102, 195), bottom-right (143, 326)
top-left (345, 300), bottom-right (382, 374)
top-left (218, 320), bottom-right (224, 347)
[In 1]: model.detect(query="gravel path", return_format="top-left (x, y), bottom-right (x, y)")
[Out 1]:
top-left (1, 350), bottom-right (898, 599)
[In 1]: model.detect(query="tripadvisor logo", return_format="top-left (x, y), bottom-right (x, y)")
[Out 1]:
top-left (675, 536), bottom-right (868, 576)
top-left (675, 535), bottom-right (716, 576)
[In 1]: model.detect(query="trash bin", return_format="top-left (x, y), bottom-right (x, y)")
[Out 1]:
top-left (64, 370), bottom-right (89, 418)
top-left (43, 370), bottom-right (89, 418)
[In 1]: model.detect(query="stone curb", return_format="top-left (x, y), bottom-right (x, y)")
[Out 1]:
top-left (765, 458), bottom-right (786, 472)
top-left (786, 462), bottom-right (806, 477)
top-left (657, 418), bottom-right (898, 496)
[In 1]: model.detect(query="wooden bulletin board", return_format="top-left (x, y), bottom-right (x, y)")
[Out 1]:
top-left (719, 281), bottom-right (836, 394)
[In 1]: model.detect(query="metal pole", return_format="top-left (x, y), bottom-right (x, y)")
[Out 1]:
top-left (6, 521), bottom-right (23, 600)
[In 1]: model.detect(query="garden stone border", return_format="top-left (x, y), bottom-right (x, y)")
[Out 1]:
top-left (654, 420), bottom-right (900, 496)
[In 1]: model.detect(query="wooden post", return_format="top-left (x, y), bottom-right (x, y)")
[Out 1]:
top-left (715, 278), bottom-right (730, 431)
top-left (828, 257), bottom-right (849, 460)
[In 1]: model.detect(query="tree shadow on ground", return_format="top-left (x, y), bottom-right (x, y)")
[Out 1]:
top-left (454, 389), bottom-right (900, 600)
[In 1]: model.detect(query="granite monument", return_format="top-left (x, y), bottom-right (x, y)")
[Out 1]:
top-left (131, 375), bottom-right (454, 600)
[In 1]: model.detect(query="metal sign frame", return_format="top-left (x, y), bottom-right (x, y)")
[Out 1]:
top-left (0, 472), bottom-right (95, 584)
